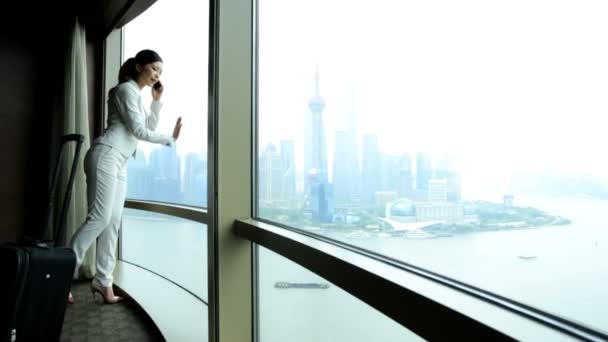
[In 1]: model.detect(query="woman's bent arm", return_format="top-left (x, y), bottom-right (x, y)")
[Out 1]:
top-left (114, 86), bottom-right (174, 146)
top-left (146, 100), bottom-right (162, 131)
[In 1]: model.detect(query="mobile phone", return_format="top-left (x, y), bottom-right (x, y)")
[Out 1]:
top-left (153, 81), bottom-right (162, 90)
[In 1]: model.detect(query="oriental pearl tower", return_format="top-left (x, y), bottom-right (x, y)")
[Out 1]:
top-left (304, 69), bottom-right (331, 222)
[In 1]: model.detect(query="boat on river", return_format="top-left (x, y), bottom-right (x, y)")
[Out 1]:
top-left (275, 281), bottom-right (330, 289)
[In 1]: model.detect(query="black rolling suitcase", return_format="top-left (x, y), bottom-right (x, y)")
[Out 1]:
top-left (0, 134), bottom-right (85, 342)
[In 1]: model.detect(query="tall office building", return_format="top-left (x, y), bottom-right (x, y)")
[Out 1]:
top-left (332, 130), bottom-right (360, 207)
top-left (332, 81), bottom-right (361, 208)
top-left (436, 155), bottom-right (450, 178)
top-left (428, 179), bottom-right (448, 202)
top-left (280, 140), bottom-right (296, 208)
top-left (149, 146), bottom-right (182, 203)
top-left (434, 154), bottom-right (461, 202)
top-left (259, 143), bottom-right (283, 206)
top-left (304, 71), bottom-right (331, 222)
top-left (397, 153), bottom-right (413, 198)
top-left (416, 152), bottom-right (432, 192)
top-left (183, 152), bottom-right (207, 206)
top-left (127, 147), bottom-right (153, 199)
top-left (447, 173), bottom-right (462, 202)
top-left (306, 171), bottom-right (334, 222)
top-left (361, 134), bottom-right (382, 206)
top-left (381, 154), bottom-right (400, 193)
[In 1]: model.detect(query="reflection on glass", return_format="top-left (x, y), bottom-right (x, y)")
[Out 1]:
top-left (123, 0), bottom-right (208, 206)
top-left (257, 0), bottom-right (608, 332)
top-left (121, 208), bottom-right (207, 301)
top-left (258, 247), bottom-right (422, 342)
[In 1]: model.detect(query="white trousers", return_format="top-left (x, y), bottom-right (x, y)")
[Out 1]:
top-left (69, 143), bottom-right (128, 287)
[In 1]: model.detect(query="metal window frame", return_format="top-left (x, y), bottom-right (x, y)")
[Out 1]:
top-left (124, 200), bottom-right (208, 222)
top-left (208, 0), bottom-right (254, 341)
top-left (251, 0), bottom-right (261, 339)
top-left (102, 28), bottom-right (124, 259)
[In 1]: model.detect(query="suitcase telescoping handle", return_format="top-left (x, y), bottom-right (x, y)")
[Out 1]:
top-left (45, 134), bottom-right (85, 246)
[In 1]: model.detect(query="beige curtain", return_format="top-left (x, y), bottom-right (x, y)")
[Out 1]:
top-left (54, 17), bottom-right (95, 278)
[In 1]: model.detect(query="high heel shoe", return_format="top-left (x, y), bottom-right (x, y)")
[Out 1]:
top-left (90, 283), bottom-right (124, 304)
top-left (67, 291), bottom-right (74, 305)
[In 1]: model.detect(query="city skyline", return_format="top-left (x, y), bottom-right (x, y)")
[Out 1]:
top-left (256, 70), bottom-right (464, 218)
top-left (127, 147), bottom-right (207, 207)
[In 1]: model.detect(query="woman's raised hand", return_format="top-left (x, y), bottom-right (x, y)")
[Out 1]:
top-left (172, 117), bottom-right (183, 140)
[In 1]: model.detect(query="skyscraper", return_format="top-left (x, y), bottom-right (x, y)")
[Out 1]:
top-left (361, 134), bottom-right (381, 206)
top-left (331, 81), bottom-right (361, 208)
top-left (259, 143), bottom-right (283, 207)
top-left (183, 152), bottom-right (207, 206)
top-left (435, 154), bottom-right (450, 179)
top-left (397, 153), bottom-right (413, 198)
top-left (447, 173), bottom-right (462, 202)
top-left (127, 147), bottom-right (152, 199)
top-left (381, 154), bottom-right (400, 193)
top-left (149, 146), bottom-right (182, 203)
top-left (280, 140), bottom-right (296, 208)
top-left (428, 179), bottom-right (448, 202)
top-left (433, 154), bottom-right (461, 202)
top-left (332, 130), bottom-right (360, 207)
top-left (416, 152), bottom-right (432, 192)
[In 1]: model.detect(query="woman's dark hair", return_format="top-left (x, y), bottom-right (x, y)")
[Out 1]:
top-left (118, 49), bottom-right (163, 83)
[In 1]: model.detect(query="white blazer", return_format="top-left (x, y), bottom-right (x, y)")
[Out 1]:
top-left (95, 79), bottom-right (174, 157)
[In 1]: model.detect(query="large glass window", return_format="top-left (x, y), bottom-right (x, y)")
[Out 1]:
top-left (121, 208), bottom-right (208, 301)
top-left (118, 1), bottom-right (209, 338)
top-left (258, 247), bottom-right (422, 342)
top-left (257, 0), bottom-right (608, 333)
top-left (123, 0), bottom-right (208, 207)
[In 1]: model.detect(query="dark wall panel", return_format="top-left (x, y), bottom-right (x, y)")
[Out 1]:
top-left (0, 2), bottom-right (111, 243)
top-left (0, 1), bottom-right (80, 242)
top-left (0, 44), bottom-right (37, 242)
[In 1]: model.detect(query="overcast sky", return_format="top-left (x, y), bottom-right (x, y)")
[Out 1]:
top-left (258, 0), bottom-right (608, 194)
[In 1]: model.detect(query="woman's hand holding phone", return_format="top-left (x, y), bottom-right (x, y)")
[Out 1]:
top-left (172, 117), bottom-right (183, 140)
top-left (152, 81), bottom-right (163, 100)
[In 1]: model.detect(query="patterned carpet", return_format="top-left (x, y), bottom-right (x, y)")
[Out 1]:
top-left (61, 280), bottom-right (164, 342)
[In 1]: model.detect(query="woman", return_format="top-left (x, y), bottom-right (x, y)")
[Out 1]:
top-left (68, 49), bottom-right (182, 304)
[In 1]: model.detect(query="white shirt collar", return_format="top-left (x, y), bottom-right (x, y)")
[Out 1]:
top-left (126, 79), bottom-right (142, 92)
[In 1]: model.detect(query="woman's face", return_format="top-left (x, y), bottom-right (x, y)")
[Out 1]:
top-left (136, 61), bottom-right (163, 88)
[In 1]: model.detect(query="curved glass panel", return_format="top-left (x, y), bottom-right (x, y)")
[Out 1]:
top-left (257, 0), bottom-right (608, 332)
top-left (122, 0), bottom-right (208, 207)
top-left (258, 246), bottom-right (422, 341)
top-left (121, 208), bottom-right (208, 302)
